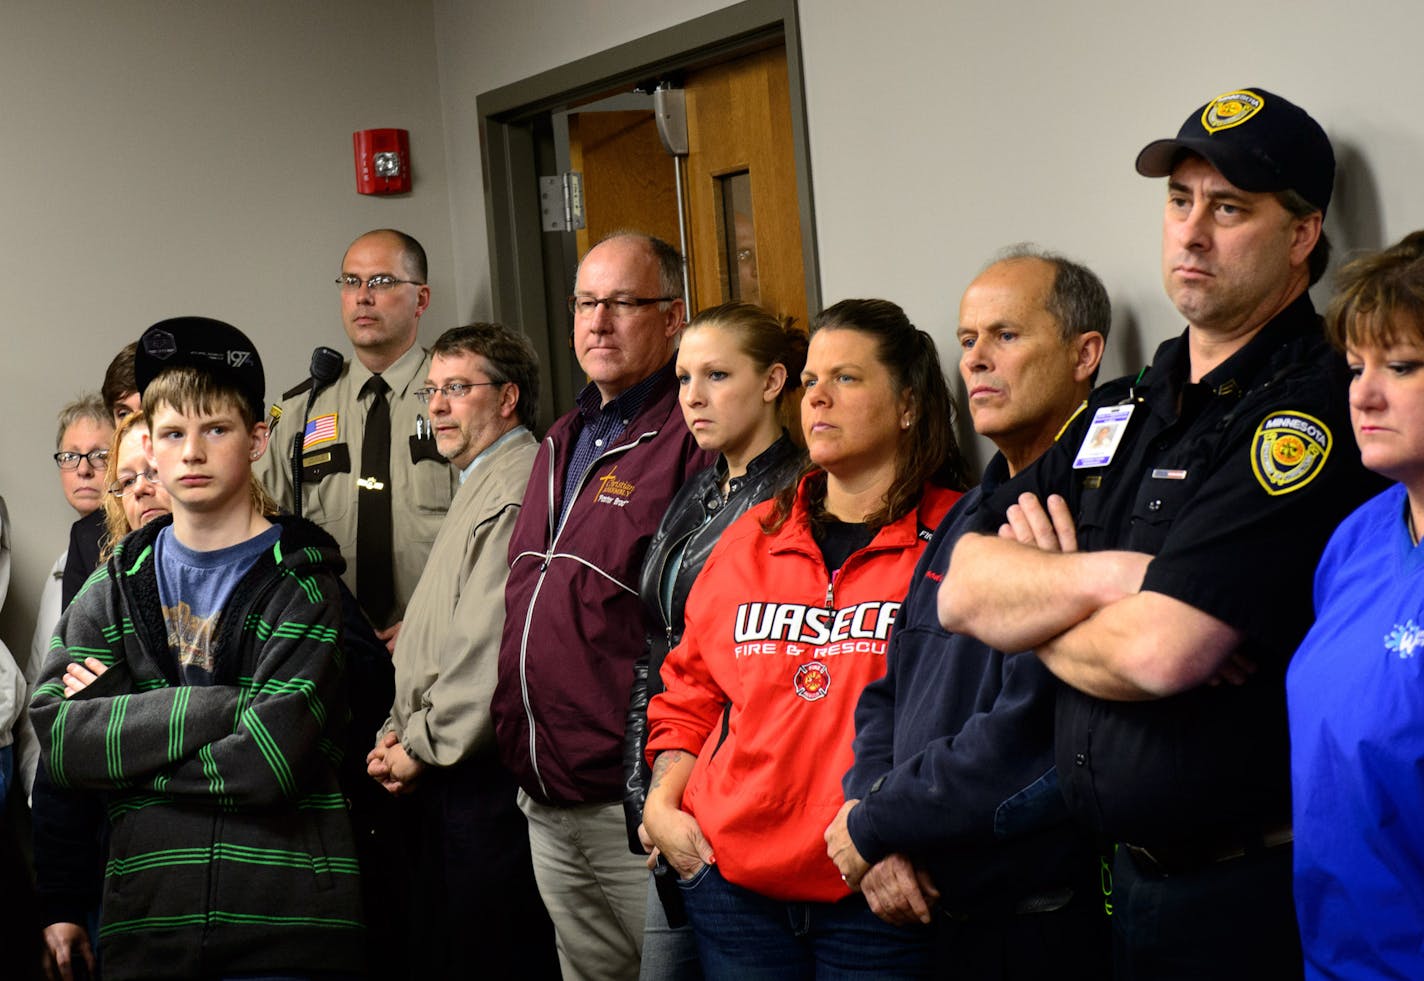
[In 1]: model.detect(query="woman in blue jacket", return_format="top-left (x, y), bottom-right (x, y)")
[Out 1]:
top-left (1289, 229), bottom-right (1424, 980)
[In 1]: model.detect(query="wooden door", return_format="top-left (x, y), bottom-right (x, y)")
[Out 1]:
top-left (567, 110), bottom-right (681, 263)
top-left (682, 46), bottom-right (807, 328)
top-left (563, 46), bottom-right (807, 329)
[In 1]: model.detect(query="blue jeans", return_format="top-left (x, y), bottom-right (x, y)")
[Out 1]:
top-left (678, 864), bottom-right (931, 980)
top-left (641, 869), bottom-right (703, 980)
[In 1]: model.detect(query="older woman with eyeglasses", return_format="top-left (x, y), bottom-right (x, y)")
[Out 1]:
top-left (31, 396), bottom-right (113, 724)
top-left (34, 397), bottom-right (114, 715)
top-left (33, 411), bottom-right (172, 981)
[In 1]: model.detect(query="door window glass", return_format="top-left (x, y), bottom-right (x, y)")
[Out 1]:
top-left (716, 170), bottom-right (759, 304)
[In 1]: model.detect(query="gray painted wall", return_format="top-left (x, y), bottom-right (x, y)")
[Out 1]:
top-left (7, 0), bottom-right (1423, 661)
top-left (432, 0), bottom-right (1422, 453)
top-left (1, 1), bottom-right (454, 662)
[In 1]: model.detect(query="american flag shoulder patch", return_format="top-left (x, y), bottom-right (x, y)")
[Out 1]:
top-left (303, 413), bottom-right (338, 450)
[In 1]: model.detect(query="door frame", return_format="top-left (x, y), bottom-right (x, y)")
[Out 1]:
top-left (477, 0), bottom-right (819, 419)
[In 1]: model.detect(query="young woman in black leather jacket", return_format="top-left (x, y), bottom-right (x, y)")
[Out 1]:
top-left (622, 301), bottom-right (807, 980)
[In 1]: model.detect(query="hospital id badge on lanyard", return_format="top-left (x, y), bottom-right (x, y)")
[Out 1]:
top-left (1073, 404), bottom-right (1134, 469)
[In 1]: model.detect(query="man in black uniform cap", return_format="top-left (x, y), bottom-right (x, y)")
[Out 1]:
top-left (940, 88), bottom-right (1385, 979)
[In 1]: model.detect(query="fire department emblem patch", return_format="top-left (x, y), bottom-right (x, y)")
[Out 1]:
top-left (793, 661), bottom-right (831, 702)
top-left (1250, 410), bottom-right (1331, 496)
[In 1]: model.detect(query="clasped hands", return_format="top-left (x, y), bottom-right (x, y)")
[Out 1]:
top-left (366, 732), bottom-right (426, 795)
top-left (824, 800), bottom-right (939, 926)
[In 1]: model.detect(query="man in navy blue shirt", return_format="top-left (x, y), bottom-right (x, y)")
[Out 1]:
top-left (826, 245), bottom-right (1110, 976)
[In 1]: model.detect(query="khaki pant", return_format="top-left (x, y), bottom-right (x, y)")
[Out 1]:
top-left (519, 790), bottom-right (650, 981)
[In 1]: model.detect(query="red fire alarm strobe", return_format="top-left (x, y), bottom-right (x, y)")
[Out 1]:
top-left (353, 129), bottom-right (411, 195)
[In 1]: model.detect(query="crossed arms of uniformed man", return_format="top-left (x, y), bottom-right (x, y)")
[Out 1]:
top-left (825, 490), bottom-right (1253, 920)
top-left (939, 492), bottom-right (1246, 701)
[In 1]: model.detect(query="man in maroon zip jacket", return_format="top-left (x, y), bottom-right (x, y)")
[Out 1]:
top-left (493, 232), bottom-right (715, 981)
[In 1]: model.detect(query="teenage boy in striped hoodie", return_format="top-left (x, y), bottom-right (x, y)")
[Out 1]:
top-left (33, 317), bottom-right (363, 981)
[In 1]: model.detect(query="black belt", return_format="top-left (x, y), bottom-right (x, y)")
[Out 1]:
top-left (1122, 823), bottom-right (1293, 878)
top-left (939, 885), bottom-right (1076, 922)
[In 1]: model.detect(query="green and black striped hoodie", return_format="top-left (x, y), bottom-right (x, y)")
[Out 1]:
top-left (32, 514), bottom-right (364, 980)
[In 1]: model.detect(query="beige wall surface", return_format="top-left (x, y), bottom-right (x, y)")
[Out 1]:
top-left (796, 0), bottom-right (1422, 386)
top-left (430, 0), bottom-right (734, 319)
top-left (1, 1), bottom-right (453, 663)
top-left (432, 0), bottom-right (1423, 456)
top-left (9, 0), bottom-right (1424, 662)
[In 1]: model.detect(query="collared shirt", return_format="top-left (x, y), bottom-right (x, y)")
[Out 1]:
top-left (348, 342), bottom-right (430, 428)
top-left (460, 425), bottom-right (530, 485)
top-left (559, 367), bottom-right (667, 526)
top-left (255, 342), bottom-right (456, 624)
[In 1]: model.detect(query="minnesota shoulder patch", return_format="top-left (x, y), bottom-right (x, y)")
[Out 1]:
top-left (1250, 411), bottom-right (1331, 496)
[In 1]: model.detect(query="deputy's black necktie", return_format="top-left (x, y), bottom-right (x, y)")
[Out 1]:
top-left (358, 374), bottom-right (394, 626)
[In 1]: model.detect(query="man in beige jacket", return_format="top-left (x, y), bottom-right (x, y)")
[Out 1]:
top-left (367, 322), bottom-right (557, 978)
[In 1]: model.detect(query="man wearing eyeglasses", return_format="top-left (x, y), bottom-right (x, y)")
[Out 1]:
top-left (493, 232), bottom-right (714, 981)
top-left (257, 228), bottom-right (455, 639)
top-left (364, 322), bottom-right (557, 977)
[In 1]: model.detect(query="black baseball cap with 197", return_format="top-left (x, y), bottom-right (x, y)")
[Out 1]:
top-left (1135, 87), bottom-right (1335, 215)
top-left (135, 316), bottom-right (266, 422)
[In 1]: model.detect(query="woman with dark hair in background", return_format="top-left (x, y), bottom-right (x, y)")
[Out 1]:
top-left (643, 299), bottom-right (966, 978)
top-left (623, 301), bottom-right (808, 979)
top-left (1289, 230), bottom-right (1424, 980)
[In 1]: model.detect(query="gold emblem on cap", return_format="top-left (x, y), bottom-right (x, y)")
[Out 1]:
top-left (1201, 90), bottom-right (1265, 133)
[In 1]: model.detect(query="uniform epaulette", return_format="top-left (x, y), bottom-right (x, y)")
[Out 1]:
top-left (282, 378), bottom-right (316, 400)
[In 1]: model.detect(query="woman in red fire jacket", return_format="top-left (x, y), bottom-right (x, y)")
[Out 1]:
top-left (645, 298), bottom-right (968, 979)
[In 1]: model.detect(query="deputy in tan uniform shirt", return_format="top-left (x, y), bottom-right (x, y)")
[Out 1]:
top-left (257, 229), bottom-right (455, 633)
